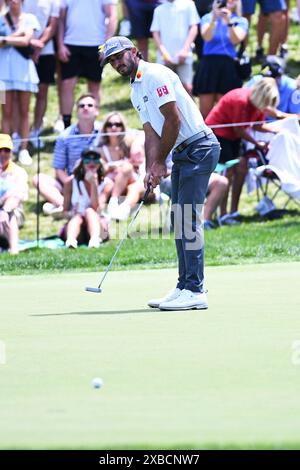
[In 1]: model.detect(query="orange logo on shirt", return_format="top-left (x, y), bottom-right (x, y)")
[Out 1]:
top-left (136, 70), bottom-right (142, 79)
top-left (157, 85), bottom-right (169, 97)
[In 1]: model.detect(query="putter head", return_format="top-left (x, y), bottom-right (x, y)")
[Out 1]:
top-left (85, 287), bottom-right (102, 293)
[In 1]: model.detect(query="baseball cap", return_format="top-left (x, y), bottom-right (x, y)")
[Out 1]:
top-left (99, 36), bottom-right (135, 65)
top-left (0, 133), bottom-right (13, 150)
top-left (81, 147), bottom-right (102, 162)
top-left (261, 55), bottom-right (285, 78)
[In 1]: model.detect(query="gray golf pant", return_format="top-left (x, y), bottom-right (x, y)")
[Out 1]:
top-left (171, 133), bottom-right (220, 293)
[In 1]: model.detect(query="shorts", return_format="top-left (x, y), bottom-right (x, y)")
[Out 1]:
top-left (125, 0), bottom-right (156, 38)
top-left (36, 55), bottom-right (56, 84)
top-left (215, 136), bottom-right (241, 164)
top-left (193, 55), bottom-right (242, 96)
top-left (60, 45), bottom-right (103, 82)
top-left (171, 63), bottom-right (193, 86)
top-left (242, 0), bottom-right (287, 15)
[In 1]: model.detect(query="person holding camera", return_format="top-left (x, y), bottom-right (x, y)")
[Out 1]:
top-left (193, 0), bottom-right (248, 119)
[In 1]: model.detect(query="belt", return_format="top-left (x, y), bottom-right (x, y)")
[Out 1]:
top-left (173, 130), bottom-right (213, 154)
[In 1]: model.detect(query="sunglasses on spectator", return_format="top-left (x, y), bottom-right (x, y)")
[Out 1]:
top-left (106, 122), bottom-right (123, 128)
top-left (83, 157), bottom-right (101, 164)
top-left (0, 148), bottom-right (11, 154)
top-left (78, 103), bottom-right (95, 109)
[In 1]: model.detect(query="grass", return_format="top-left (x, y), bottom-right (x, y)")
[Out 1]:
top-left (1, 263), bottom-right (300, 449)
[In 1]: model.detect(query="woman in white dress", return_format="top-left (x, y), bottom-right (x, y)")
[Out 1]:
top-left (0, 0), bottom-right (39, 165)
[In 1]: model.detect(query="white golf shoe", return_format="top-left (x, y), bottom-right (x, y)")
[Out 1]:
top-left (148, 288), bottom-right (182, 308)
top-left (159, 289), bottom-right (208, 311)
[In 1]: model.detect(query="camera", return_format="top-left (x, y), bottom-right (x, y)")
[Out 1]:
top-left (216, 0), bottom-right (227, 8)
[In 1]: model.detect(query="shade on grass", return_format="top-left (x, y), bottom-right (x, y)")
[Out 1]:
top-left (1, 262), bottom-right (300, 449)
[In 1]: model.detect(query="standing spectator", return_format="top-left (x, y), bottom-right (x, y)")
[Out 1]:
top-left (33, 93), bottom-right (101, 217)
top-left (0, 0), bottom-right (40, 166)
top-left (57, 0), bottom-right (117, 129)
top-left (123, 0), bottom-right (161, 61)
top-left (205, 78), bottom-right (279, 222)
top-left (63, 148), bottom-right (108, 248)
top-left (23, 0), bottom-right (60, 147)
top-left (193, 0), bottom-right (214, 59)
top-left (0, 134), bottom-right (28, 254)
top-left (193, 0), bottom-right (248, 118)
top-left (150, 0), bottom-right (200, 95)
top-left (241, 0), bottom-right (287, 58)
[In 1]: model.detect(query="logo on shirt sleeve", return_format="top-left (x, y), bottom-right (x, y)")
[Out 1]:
top-left (156, 85), bottom-right (169, 97)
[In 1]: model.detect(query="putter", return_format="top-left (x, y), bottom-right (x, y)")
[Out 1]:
top-left (85, 185), bottom-right (151, 293)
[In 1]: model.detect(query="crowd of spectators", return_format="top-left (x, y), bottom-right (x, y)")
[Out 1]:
top-left (0, 0), bottom-right (300, 253)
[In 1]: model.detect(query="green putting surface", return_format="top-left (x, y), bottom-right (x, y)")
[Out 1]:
top-left (1, 262), bottom-right (300, 449)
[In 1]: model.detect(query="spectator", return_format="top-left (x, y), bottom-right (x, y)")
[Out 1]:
top-left (63, 147), bottom-right (108, 248)
top-left (23, 0), bottom-right (60, 147)
top-left (33, 93), bottom-right (101, 217)
top-left (241, 0), bottom-right (287, 59)
top-left (193, 0), bottom-right (214, 59)
top-left (205, 78), bottom-right (280, 222)
top-left (0, 133), bottom-right (28, 254)
top-left (123, 0), bottom-right (161, 61)
top-left (245, 56), bottom-right (300, 117)
top-left (57, 0), bottom-right (117, 129)
top-left (150, 0), bottom-right (200, 95)
top-left (99, 112), bottom-right (146, 221)
top-left (193, 0), bottom-right (249, 118)
top-left (0, 0), bottom-right (40, 166)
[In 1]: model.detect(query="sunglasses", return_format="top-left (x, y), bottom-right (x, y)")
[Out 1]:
top-left (83, 157), bottom-right (100, 164)
top-left (0, 148), bottom-right (11, 153)
top-left (106, 122), bottom-right (123, 128)
top-left (78, 103), bottom-right (95, 109)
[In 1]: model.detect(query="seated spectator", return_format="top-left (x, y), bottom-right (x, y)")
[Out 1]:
top-left (193, 0), bottom-right (248, 118)
top-left (0, 134), bottom-right (28, 254)
top-left (62, 147), bottom-right (109, 249)
top-left (33, 93), bottom-right (101, 217)
top-left (150, 0), bottom-right (200, 95)
top-left (0, 0), bottom-right (40, 166)
top-left (99, 112), bottom-right (146, 221)
top-left (245, 56), bottom-right (300, 118)
top-left (205, 77), bottom-right (280, 223)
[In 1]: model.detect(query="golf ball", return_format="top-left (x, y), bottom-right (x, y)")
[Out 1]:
top-left (92, 377), bottom-right (103, 389)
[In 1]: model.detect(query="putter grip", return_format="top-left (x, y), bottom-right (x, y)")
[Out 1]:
top-left (142, 185), bottom-right (152, 203)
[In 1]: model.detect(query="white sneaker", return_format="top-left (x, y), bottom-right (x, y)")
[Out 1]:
top-left (88, 237), bottom-right (101, 248)
top-left (29, 129), bottom-right (44, 149)
top-left (43, 203), bottom-right (63, 217)
top-left (112, 201), bottom-right (131, 221)
top-left (148, 287), bottom-right (182, 308)
top-left (53, 117), bottom-right (65, 134)
top-left (107, 197), bottom-right (119, 217)
top-left (18, 149), bottom-right (33, 166)
top-left (159, 289), bottom-right (208, 311)
top-left (65, 238), bottom-right (78, 249)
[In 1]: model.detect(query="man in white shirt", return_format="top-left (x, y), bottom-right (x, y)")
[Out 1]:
top-left (57, 0), bottom-right (117, 129)
top-left (100, 36), bottom-right (220, 311)
top-left (23, 0), bottom-right (60, 144)
top-left (150, 0), bottom-right (200, 94)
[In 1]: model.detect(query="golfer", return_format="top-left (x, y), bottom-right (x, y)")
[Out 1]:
top-left (100, 36), bottom-right (220, 310)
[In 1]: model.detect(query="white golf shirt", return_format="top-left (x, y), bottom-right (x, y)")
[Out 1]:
top-left (130, 60), bottom-right (209, 148)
